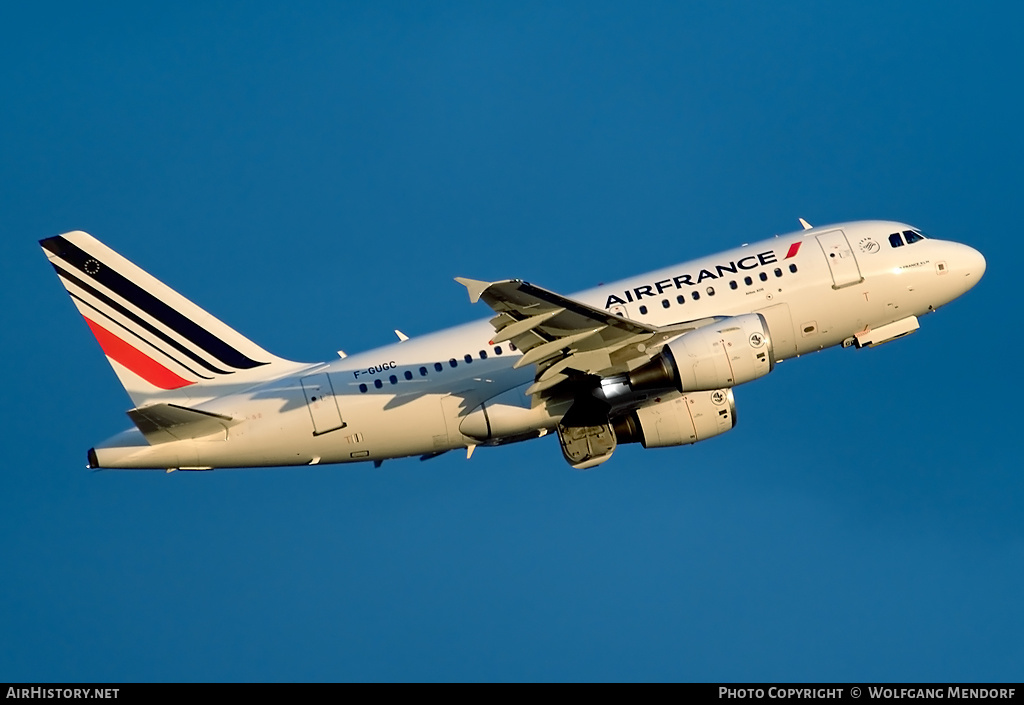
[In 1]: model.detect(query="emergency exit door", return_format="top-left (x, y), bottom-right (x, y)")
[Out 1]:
top-left (300, 373), bottom-right (346, 435)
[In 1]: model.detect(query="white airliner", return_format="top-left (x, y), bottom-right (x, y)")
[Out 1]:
top-left (41, 220), bottom-right (984, 471)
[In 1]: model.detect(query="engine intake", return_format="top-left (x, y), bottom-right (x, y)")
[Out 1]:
top-left (627, 313), bottom-right (774, 394)
top-left (614, 389), bottom-right (736, 448)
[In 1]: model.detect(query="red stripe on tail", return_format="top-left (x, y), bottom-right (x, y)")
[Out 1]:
top-left (785, 242), bottom-right (802, 259)
top-left (83, 317), bottom-right (195, 390)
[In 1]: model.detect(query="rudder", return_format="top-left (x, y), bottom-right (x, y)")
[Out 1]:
top-left (40, 231), bottom-right (305, 407)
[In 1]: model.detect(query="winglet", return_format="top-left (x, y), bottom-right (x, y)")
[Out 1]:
top-left (454, 277), bottom-right (491, 304)
top-left (394, 330), bottom-right (409, 342)
top-left (799, 218), bottom-right (813, 230)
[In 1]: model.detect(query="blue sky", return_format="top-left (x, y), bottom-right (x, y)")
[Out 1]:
top-left (1, 2), bottom-right (1021, 682)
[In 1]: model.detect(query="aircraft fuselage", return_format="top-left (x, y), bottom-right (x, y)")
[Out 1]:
top-left (85, 220), bottom-right (985, 470)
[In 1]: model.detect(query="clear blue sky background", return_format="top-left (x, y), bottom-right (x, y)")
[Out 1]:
top-left (2, 2), bottom-right (1021, 682)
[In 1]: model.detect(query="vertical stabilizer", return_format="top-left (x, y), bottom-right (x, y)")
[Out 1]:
top-left (40, 231), bottom-right (307, 407)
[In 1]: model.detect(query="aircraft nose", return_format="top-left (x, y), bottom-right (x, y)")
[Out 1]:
top-left (960, 244), bottom-right (986, 282)
top-left (967, 246), bottom-right (986, 280)
top-left (947, 243), bottom-right (985, 297)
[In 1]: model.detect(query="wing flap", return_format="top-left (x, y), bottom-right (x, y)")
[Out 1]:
top-left (512, 327), bottom-right (603, 369)
top-left (490, 308), bottom-right (563, 344)
top-left (457, 277), bottom-right (716, 398)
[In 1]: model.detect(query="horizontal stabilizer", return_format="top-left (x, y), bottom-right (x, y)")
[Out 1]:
top-left (127, 403), bottom-right (236, 444)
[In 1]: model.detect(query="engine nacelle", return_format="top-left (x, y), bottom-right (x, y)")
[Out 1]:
top-left (627, 313), bottom-right (774, 394)
top-left (614, 389), bottom-right (736, 448)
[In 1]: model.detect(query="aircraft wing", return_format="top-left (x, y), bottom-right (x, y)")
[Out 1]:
top-left (456, 278), bottom-right (712, 397)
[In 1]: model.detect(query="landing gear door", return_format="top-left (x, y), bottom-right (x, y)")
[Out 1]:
top-left (816, 229), bottom-right (863, 289)
top-left (301, 373), bottom-right (346, 436)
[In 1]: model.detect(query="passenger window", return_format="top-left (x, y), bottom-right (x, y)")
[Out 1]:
top-left (676, 295), bottom-right (685, 304)
top-left (479, 350), bottom-right (488, 359)
top-left (729, 280), bottom-right (738, 290)
top-left (449, 358), bottom-right (458, 368)
top-left (774, 268), bottom-right (782, 277)
top-left (359, 383), bottom-right (368, 393)
top-left (759, 272), bottom-right (768, 281)
top-left (419, 366), bottom-right (428, 376)
top-left (464, 354), bottom-right (473, 364)
top-left (389, 375), bottom-right (398, 385)
top-left (374, 379), bottom-right (383, 389)
top-left (494, 346), bottom-right (503, 355)
top-left (692, 291), bottom-right (700, 301)
top-left (662, 299), bottom-right (670, 309)
top-left (509, 343), bottom-right (517, 351)
top-left (744, 276), bottom-right (752, 286)
top-left (639, 305), bottom-right (648, 314)
top-left (789, 264), bottom-right (798, 273)
top-left (706, 287), bottom-right (715, 296)
top-left (404, 370), bottom-right (413, 380)
top-left (434, 362), bottom-right (443, 372)
top-left (889, 233), bottom-right (904, 248)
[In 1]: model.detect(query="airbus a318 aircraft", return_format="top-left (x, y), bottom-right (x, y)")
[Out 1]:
top-left (40, 220), bottom-right (984, 471)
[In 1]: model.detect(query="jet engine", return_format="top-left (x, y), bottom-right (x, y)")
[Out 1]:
top-left (613, 389), bottom-right (736, 448)
top-left (625, 313), bottom-right (774, 394)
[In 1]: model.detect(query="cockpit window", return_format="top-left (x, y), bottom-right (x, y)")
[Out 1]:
top-left (889, 232), bottom-right (904, 248)
top-left (903, 230), bottom-right (924, 244)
